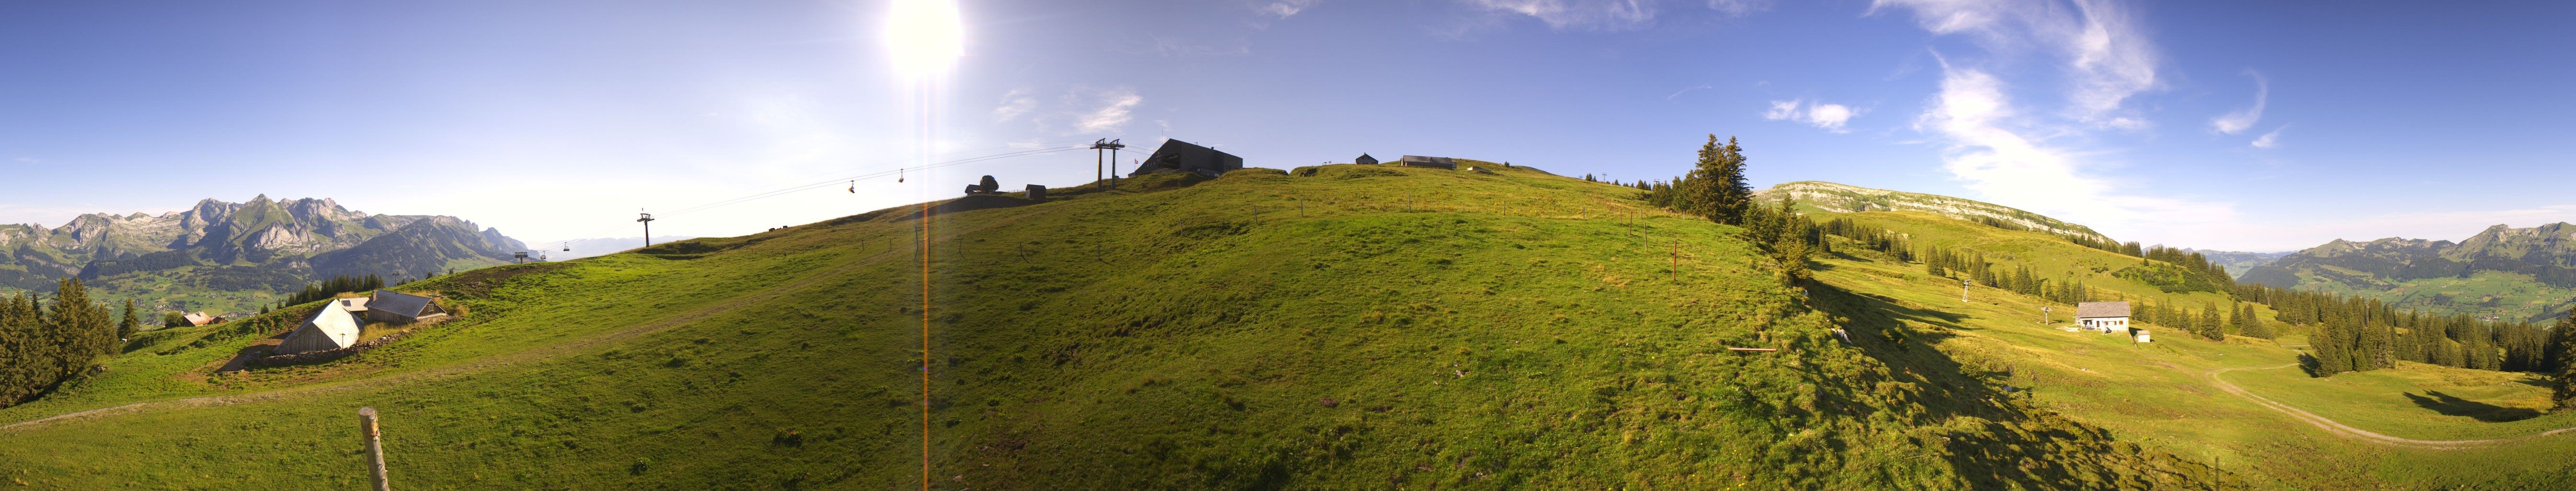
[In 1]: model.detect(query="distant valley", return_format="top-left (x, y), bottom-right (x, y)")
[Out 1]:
top-left (2183, 249), bottom-right (2292, 279)
top-left (0, 196), bottom-right (527, 314)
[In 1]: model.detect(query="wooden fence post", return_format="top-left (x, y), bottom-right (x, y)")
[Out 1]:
top-left (359, 407), bottom-right (391, 491)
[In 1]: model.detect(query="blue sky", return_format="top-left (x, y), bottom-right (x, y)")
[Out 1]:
top-left (1, 0), bottom-right (2569, 251)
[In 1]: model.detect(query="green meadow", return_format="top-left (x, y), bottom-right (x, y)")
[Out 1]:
top-left (0, 165), bottom-right (2569, 489)
top-left (1807, 210), bottom-right (2576, 489)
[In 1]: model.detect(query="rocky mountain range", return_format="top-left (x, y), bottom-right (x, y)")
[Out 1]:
top-left (2241, 222), bottom-right (2576, 321)
top-left (0, 196), bottom-right (526, 307)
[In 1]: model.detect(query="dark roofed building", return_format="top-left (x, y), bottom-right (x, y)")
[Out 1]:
top-left (1128, 140), bottom-right (1243, 177)
top-left (1354, 153), bottom-right (1379, 165)
top-left (364, 290), bottom-right (450, 325)
top-left (1397, 155), bottom-right (1457, 170)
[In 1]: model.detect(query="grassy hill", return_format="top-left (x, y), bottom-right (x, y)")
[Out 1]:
top-left (0, 164), bottom-right (2218, 490)
top-left (3, 169), bottom-right (2571, 489)
top-left (1803, 208), bottom-right (2576, 489)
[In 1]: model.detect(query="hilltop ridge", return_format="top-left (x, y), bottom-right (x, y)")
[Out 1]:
top-left (1753, 181), bottom-right (2114, 244)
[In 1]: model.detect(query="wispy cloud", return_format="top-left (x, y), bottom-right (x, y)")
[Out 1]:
top-left (1666, 84), bottom-right (1714, 100)
top-left (1912, 59), bottom-right (2236, 246)
top-left (1764, 99), bottom-right (1859, 132)
top-left (1075, 88), bottom-right (1143, 134)
top-left (1871, 0), bottom-right (2162, 128)
top-left (992, 86), bottom-right (1147, 136)
top-left (2251, 126), bottom-right (2284, 149)
top-left (2209, 70), bottom-right (2267, 134)
top-left (1460, 0), bottom-right (1766, 31)
top-left (1706, 0), bottom-right (1773, 17)
top-left (993, 88), bottom-right (1036, 122)
top-left (1259, 0), bottom-right (1321, 18)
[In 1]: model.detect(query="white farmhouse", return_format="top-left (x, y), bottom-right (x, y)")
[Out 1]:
top-left (2076, 301), bottom-right (2148, 343)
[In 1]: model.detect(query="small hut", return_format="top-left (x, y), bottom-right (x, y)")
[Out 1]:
top-left (364, 290), bottom-right (449, 325)
top-left (1354, 153), bottom-right (1379, 165)
top-left (277, 300), bottom-right (364, 355)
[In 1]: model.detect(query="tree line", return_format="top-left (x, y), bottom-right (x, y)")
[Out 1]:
top-left (0, 279), bottom-right (131, 408)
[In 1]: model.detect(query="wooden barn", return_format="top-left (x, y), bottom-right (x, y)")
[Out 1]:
top-left (1354, 153), bottom-right (1379, 165)
top-left (1127, 139), bottom-right (1243, 177)
top-left (365, 290), bottom-right (449, 325)
top-left (276, 300), bottom-right (364, 355)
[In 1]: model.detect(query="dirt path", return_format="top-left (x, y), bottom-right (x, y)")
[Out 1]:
top-left (2206, 364), bottom-right (2576, 448)
top-left (1, 244), bottom-right (903, 433)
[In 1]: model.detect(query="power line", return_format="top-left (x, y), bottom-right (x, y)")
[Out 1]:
top-left (535, 143), bottom-right (1093, 251)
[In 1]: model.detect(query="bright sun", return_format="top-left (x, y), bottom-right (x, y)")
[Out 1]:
top-left (884, 0), bottom-right (964, 79)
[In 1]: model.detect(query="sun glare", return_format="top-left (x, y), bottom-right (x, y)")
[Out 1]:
top-left (884, 0), bottom-right (964, 79)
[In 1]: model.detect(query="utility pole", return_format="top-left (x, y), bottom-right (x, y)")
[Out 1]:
top-left (2042, 306), bottom-right (2052, 324)
top-left (1091, 139), bottom-right (1125, 191)
top-left (1961, 279), bottom-right (1972, 303)
top-left (637, 211), bottom-right (656, 246)
top-left (358, 407), bottom-right (391, 491)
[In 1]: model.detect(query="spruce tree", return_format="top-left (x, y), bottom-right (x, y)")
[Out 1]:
top-left (1714, 136), bottom-right (1752, 224)
top-left (1680, 135), bottom-right (1727, 222)
top-left (117, 298), bottom-right (139, 341)
top-left (2551, 313), bottom-right (2576, 411)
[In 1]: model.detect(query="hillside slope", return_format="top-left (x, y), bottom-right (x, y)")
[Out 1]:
top-left (1801, 210), bottom-right (2576, 489)
top-left (0, 164), bottom-right (2203, 489)
top-left (2242, 223), bottom-right (2576, 322)
top-left (1754, 181), bottom-right (2112, 244)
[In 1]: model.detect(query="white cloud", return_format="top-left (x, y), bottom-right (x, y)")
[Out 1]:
top-left (1462, 0), bottom-right (1657, 31)
top-left (1707, 0), bottom-right (1772, 16)
top-left (1913, 62), bottom-right (2238, 247)
top-left (1763, 99), bottom-right (1859, 132)
top-left (2251, 126), bottom-right (2284, 149)
top-left (993, 88), bottom-right (1035, 122)
top-left (1460, 0), bottom-right (1767, 31)
top-left (1666, 84), bottom-right (1714, 100)
top-left (1260, 0), bottom-right (1321, 18)
top-left (994, 87), bottom-right (1148, 136)
top-left (1871, 0), bottom-right (2162, 128)
top-left (1074, 88), bottom-right (1143, 134)
top-left (1764, 100), bottom-right (1802, 120)
top-left (2209, 70), bottom-right (2267, 134)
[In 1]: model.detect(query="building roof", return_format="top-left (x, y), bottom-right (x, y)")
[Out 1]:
top-left (369, 290), bottom-right (437, 318)
top-left (277, 301), bottom-right (362, 354)
top-left (2075, 301), bottom-right (2132, 318)
top-left (338, 297), bottom-right (371, 312)
top-left (1128, 139), bottom-right (1244, 177)
top-left (182, 312), bottom-right (213, 326)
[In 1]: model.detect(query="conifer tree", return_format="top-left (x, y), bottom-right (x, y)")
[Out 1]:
top-left (117, 298), bottom-right (139, 341)
top-left (2551, 314), bottom-right (2576, 411)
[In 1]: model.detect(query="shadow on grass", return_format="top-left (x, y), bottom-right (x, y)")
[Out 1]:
top-left (1804, 280), bottom-right (2220, 490)
top-left (2404, 391), bottom-right (2542, 422)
